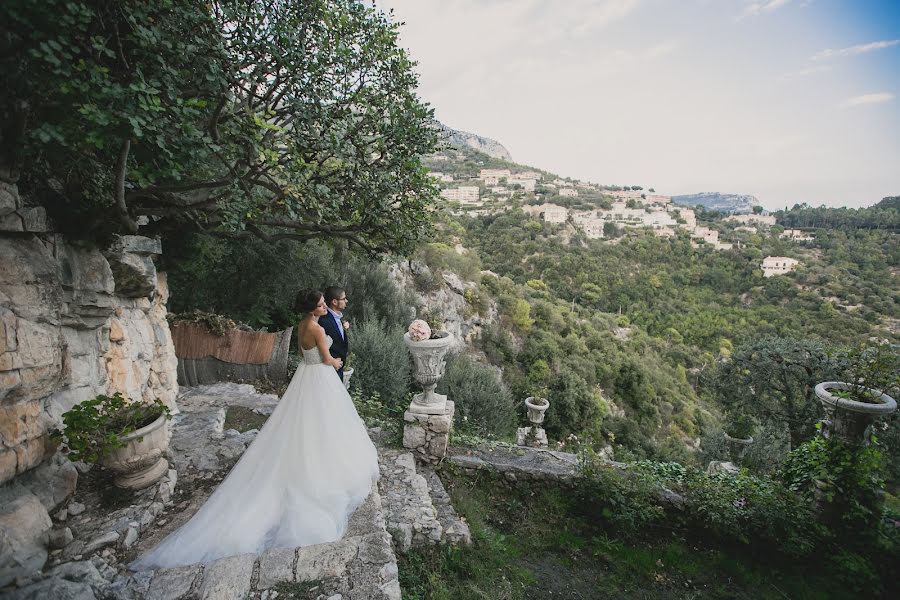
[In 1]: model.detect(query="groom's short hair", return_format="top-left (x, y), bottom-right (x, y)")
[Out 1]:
top-left (324, 286), bottom-right (345, 306)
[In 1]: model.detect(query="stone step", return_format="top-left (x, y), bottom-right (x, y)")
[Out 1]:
top-left (417, 465), bottom-right (471, 546)
top-left (377, 449), bottom-right (442, 553)
top-left (106, 489), bottom-right (401, 600)
top-left (12, 386), bottom-right (406, 600)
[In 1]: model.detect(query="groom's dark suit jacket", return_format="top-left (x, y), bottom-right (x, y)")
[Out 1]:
top-left (320, 310), bottom-right (348, 381)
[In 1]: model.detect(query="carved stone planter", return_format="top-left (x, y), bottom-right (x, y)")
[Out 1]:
top-left (518, 397), bottom-right (550, 448)
top-left (525, 397), bottom-right (549, 424)
top-left (101, 413), bottom-right (171, 490)
top-left (815, 381), bottom-right (897, 446)
top-left (404, 332), bottom-right (453, 415)
top-left (723, 432), bottom-right (754, 462)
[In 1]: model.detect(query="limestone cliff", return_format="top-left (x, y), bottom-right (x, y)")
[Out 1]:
top-left (0, 180), bottom-right (178, 485)
top-left (388, 260), bottom-right (497, 353)
top-left (435, 122), bottom-right (513, 162)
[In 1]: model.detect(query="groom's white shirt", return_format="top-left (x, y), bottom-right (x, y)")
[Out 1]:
top-left (326, 307), bottom-right (344, 340)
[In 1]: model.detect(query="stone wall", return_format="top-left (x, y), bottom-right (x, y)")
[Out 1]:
top-left (0, 181), bottom-right (178, 485)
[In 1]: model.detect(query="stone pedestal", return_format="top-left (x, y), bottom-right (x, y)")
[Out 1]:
top-left (516, 427), bottom-right (548, 448)
top-left (403, 401), bottom-right (454, 464)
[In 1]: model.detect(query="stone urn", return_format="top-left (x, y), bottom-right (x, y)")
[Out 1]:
top-left (525, 396), bottom-right (549, 424)
top-left (518, 397), bottom-right (550, 448)
top-left (723, 432), bottom-right (754, 462)
top-left (815, 381), bottom-right (897, 446)
top-left (404, 331), bottom-right (453, 415)
top-left (101, 413), bottom-right (171, 490)
top-left (342, 367), bottom-right (354, 390)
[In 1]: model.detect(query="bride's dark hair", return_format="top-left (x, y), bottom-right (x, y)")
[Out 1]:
top-left (294, 289), bottom-right (323, 314)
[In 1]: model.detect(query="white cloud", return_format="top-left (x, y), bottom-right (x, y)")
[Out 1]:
top-left (780, 64), bottom-right (832, 80)
top-left (812, 39), bottom-right (900, 61)
top-left (839, 92), bottom-right (895, 108)
top-left (738, 0), bottom-right (793, 20)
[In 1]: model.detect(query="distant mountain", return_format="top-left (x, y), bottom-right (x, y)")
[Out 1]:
top-left (435, 122), bottom-right (513, 161)
top-left (671, 192), bottom-right (760, 214)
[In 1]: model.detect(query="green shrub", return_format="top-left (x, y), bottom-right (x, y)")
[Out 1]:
top-left (350, 388), bottom-right (401, 443)
top-left (545, 367), bottom-right (603, 440)
top-left (350, 320), bottom-right (410, 414)
top-left (437, 353), bottom-right (516, 437)
top-left (699, 424), bottom-right (790, 475)
top-left (782, 435), bottom-right (886, 535)
top-left (577, 454), bottom-right (822, 558)
top-left (340, 258), bottom-right (418, 330)
top-left (52, 393), bottom-right (171, 464)
top-left (576, 451), bottom-right (666, 533)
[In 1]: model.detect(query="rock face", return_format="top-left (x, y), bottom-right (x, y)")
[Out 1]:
top-left (0, 483), bottom-right (53, 588)
top-left (388, 261), bottom-right (497, 354)
top-left (0, 179), bottom-right (179, 486)
top-left (435, 121), bottom-right (513, 161)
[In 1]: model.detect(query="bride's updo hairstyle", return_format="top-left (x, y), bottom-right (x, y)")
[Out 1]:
top-left (295, 289), bottom-right (323, 314)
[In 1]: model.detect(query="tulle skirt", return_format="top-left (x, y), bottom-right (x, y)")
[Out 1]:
top-left (130, 362), bottom-right (379, 570)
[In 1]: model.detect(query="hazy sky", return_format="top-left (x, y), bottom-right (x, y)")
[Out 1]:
top-left (377, 0), bottom-right (900, 209)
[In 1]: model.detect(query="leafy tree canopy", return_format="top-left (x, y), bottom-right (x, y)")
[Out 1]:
top-left (1, 0), bottom-right (437, 254)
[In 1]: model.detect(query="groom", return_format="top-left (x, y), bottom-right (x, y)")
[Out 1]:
top-left (320, 286), bottom-right (349, 382)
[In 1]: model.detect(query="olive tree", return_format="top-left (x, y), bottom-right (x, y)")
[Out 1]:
top-left (1, 0), bottom-right (437, 254)
top-left (712, 337), bottom-right (838, 449)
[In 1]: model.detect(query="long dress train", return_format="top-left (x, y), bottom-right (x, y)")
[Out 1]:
top-left (130, 336), bottom-right (378, 570)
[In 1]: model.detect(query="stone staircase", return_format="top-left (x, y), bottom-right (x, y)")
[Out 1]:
top-left (377, 449), bottom-right (471, 554)
top-left (6, 384), bottom-right (471, 600)
top-left (106, 488), bottom-right (400, 600)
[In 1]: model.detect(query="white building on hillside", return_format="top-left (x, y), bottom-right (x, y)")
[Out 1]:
top-left (780, 229), bottom-right (815, 242)
top-left (524, 203), bottom-right (568, 223)
top-left (761, 256), bottom-right (799, 277)
top-left (582, 219), bottom-right (606, 238)
top-left (559, 187), bottom-right (578, 197)
top-left (692, 227), bottom-right (719, 244)
top-left (507, 175), bottom-right (536, 192)
top-left (725, 214), bottom-right (777, 226)
top-left (607, 189), bottom-right (645, 200)
top-left (542, 204), bottom-right (568, 223)
top-left (480, 168), bottom-right (511, 180)
top-left (440, 186), bottom-right (480, 204)
top-left (672, 207), bottom-right (697, 229)
top-left (642, 211), bottom-right (677, 228)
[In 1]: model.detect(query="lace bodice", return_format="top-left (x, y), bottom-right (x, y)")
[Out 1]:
top-left (301, 336), bottom-right (332, 365)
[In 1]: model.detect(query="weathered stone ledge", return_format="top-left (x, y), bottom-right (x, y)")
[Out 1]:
top-left (448, 443), bottom-right (580, 484)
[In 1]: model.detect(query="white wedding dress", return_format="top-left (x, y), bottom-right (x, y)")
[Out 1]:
top-left (131, 336), bottom-right (378, 570)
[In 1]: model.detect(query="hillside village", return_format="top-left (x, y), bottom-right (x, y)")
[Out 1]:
top-left (425, 146), bottom-right (809, 275)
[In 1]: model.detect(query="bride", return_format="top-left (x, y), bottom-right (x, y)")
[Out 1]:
top-left (131, 290), bottom-right (379, 570)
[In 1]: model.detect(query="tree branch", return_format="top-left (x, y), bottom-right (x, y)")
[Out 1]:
top-left (114, 139), bottom-right (138, 233)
